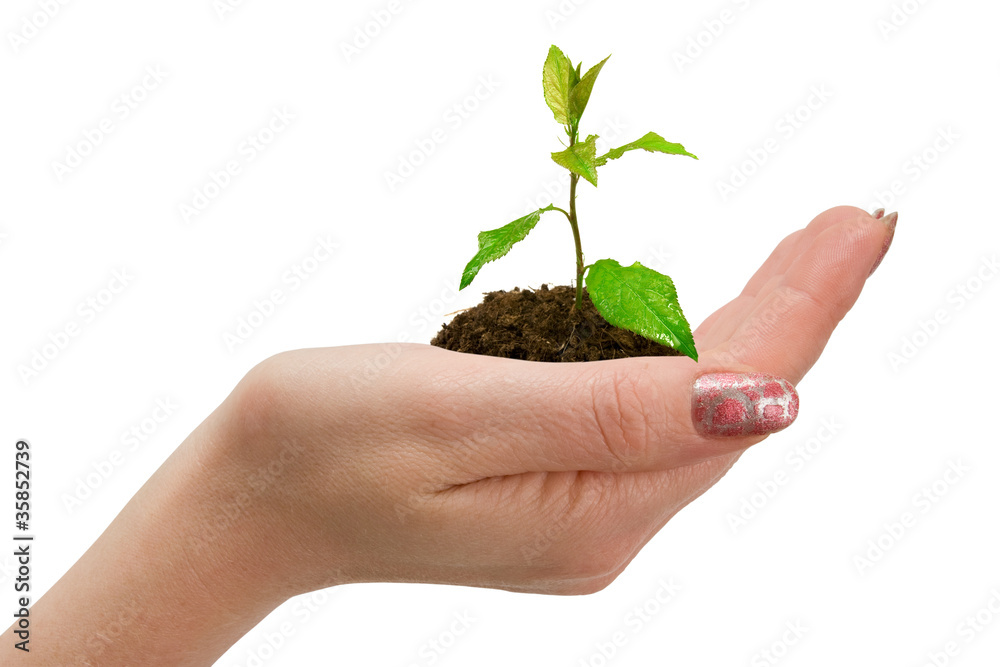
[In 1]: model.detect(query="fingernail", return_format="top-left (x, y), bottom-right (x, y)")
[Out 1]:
top-left (692, 372), bottom-right (799, 437)
top-left (873, 208), bottom-right (885, 220)
top-left (868, 211), bottom-right (898, 277)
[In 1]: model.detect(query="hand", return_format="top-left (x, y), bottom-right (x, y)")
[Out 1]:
top-left (14, 205), bottom-right (895, 665)
top-left (224, 206), bottom-right (894, 597)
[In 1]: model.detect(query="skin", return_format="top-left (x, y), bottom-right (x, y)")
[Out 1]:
top-left (5, 206), bottom-right (892, 665)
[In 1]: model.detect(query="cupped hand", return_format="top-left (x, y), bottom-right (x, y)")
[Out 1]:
top-left (217, 205), bottom-right (897, 598)
top-left (17, 206), bottom-right (896, 666)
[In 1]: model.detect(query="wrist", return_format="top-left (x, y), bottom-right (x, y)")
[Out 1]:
top-left (219, 353), bottom-right (354, 593)
top-left (18, 406), bottom-right (292, 665)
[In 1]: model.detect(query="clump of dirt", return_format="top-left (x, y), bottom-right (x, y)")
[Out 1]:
top-left (430, 284), bottom-right (682, 362)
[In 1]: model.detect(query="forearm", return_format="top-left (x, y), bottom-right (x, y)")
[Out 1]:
top-left (4, 406), bottom-right (289, 665)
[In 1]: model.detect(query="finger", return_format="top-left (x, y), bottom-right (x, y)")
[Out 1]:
top-left (313, 201), bottom-right (894, 480)
top-left (413, 208), bottom-right (892, 476)
top-left (693, 232), bottom-right (808, 344)
top-left (429, 453), bottom-right (743, 594)
top-left (697, 206), bottom-right (881, 348)
top-left (718, 208), bottom-right (895, 383)
top-left (740, 206), bottom-right (875, 299)
top-left (384, 346), bottom-right (797, 478)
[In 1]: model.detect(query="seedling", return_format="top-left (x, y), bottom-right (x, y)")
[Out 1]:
top-left (459, 45), bottom-right (700, 361)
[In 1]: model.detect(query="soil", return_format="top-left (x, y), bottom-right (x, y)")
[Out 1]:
top-left (430, 284), bottom-right (683, 362)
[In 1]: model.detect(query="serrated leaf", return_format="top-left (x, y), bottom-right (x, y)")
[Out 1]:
top-left (596, 131), bottom-right (698, 165)
top-left (542, 45), bottom-right (575, 126)
top-left (569, 55), bottom-right (610, 125)
top-left (585, 259), bottom-right (698, 361)
top-left (551, 134), bottom-right (600, 186)
top-left (460, 205), bottom-right (557, 290)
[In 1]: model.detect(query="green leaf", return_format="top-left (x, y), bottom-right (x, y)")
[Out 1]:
top-left (542, 46), bottom-right (575, 126)
top-left (551, 134), bottom-right (600, 186)
top-left (596, 131), bottom-right (698, 165)
top-left (585, 259), bottom-right (698, 361)
top-left (569, 55), bottom-right (610, 125)
top-left (460, 205), bottom-right (557, 290)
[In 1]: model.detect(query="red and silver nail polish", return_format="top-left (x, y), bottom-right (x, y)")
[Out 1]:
top-left (868, 211), bottom-right (898, 277)
top-left (692, 372), bottom-right (799, 437)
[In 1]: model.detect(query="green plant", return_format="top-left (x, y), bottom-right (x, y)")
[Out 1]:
top-left (458, 45), bottom-right (699, 361)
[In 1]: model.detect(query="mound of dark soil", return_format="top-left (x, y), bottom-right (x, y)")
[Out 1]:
top-left (430, 284), bottom-right (682, 362)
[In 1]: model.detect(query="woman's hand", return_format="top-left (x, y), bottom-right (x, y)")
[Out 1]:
top-left (13, 205), bottom-right (895, 666)
top-left (221, 204), bottom-right (896, 596)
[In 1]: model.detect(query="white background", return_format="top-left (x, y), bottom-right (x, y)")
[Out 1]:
top-left (2, 0), bottom-right (999, 665)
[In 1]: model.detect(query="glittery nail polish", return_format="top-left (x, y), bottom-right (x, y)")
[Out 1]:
top-left (692, 372), bottom-right (799, 437)
top-left (873, 208), bottom-right (885, 220)
top-left (868, 211), bottom-right (898, 277)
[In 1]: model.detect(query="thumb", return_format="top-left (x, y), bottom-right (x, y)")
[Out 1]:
top-left (408, 348), bottom-right (798, 477)
top-left (536, 357), bottom-right (800, 473)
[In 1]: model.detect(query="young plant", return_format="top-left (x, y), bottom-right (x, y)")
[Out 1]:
top-left (459, 45), bottom-right (699, 361)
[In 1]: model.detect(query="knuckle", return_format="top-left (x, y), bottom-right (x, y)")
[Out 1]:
top-left (587, 365), bottom-right (667, 470)
top-left (773, 283), bottom-right (837, 331)
top-left (229, 351), bottom-right (300, 437)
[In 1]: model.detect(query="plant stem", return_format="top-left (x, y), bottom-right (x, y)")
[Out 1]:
top-left (566, 123), bottom-right (585, 310)
top-left (568, 172), bottom-right (584, 309)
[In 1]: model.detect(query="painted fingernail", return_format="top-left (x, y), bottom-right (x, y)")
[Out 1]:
top-left (873, 208), bottom-right (885, 220)
top-left (868, 211), bottom-right (898, 277)
top-left (692, 372), bottom-right (799, 437)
